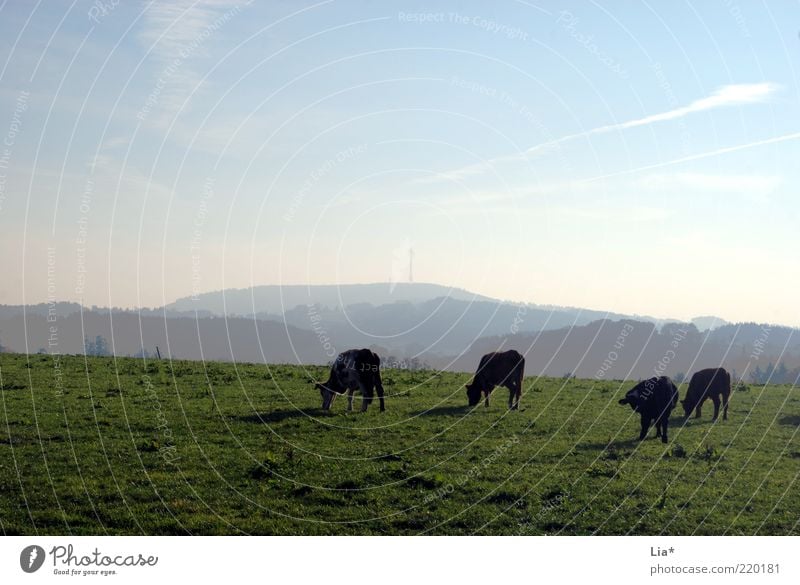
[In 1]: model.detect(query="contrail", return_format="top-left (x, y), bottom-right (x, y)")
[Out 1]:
top-left (422, 83), bottom-right (782, 184)
top-left (576, 130), bottom-right (800, 184)
top-left (525, 82), bottom-right (781, 157)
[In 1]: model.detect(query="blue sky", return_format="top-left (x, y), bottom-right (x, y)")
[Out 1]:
top-left (0, 0), bottom-right (798, 325)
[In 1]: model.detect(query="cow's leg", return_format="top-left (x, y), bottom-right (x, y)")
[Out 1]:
top-left (373, 370), bottom-right (386, 412)
top-left (484, 390), bottom-right (490, 408)
top-left (347, 389), bottom-right (354, 412)
top-left (722, 392), bottom-right (729, 421)
top-left (360, 383), bottom-right (373, 412)
top-left (711, 397), bottom-right (720, 421)
top-left (660, 417), bottom-right (669, 443)
top-left (695, 402), bottom-right (702, 419)
top-left (639, 417), bottom-right (651, 440)
top-left (376, 382), bottom-right (385, 412)
top-left (508, 384), bottom-right (520, 410)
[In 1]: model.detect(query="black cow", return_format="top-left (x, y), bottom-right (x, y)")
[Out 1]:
top-left (682, 367), bottom-right (730, 421)
top-left (314, 349), bottom-right (385, 412)
top-left (466, 350), bottom-right (525, 409)
top-left (618, 376), bottom-right (679, 443)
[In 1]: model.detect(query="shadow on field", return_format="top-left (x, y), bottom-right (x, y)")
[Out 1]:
top-left (670, 416), bottom-right (690, 427)
top-left (236, 409), bottom-right (315, 424)
top-left (579, 438), bottom-right (641, 451)
top-left (672, 416), bottom-right (729, 427)
top-left (778, 415), bottom-right (800, 426)
top-left (412, 405), bottom-right (469, 417)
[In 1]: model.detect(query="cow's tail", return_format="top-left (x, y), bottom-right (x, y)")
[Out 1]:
top-left (517, 354), bottom-right (525, 401)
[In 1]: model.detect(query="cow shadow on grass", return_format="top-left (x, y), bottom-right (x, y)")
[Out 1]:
top-left (411, 405), bottom-right (470, 417)
top-left (778, 415), bottom-right (800, 427)
top-left (672, 416), bottom-right (732, 428)
top-left (578, 438), bottom-right (641, 452)
top-left (236, 409), bottom-right (317, 424)
top-left (580, 416), bottom-right (718, 452)
top-left (670, 416), bottom-right (693, 427)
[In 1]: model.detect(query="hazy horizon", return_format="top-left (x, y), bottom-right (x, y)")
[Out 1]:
top-left (1, 1), bottom-right (798, 327)
top-left (4, 279), bottom-right (788, 330)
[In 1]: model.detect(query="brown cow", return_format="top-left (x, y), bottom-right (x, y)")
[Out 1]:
top-left (466, 350), bottom-right (525, 409)
top-left (681, 367), bottom-right (731, 420)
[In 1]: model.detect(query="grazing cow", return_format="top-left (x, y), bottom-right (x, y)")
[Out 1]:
top-left (314, 349), bottom-right (385, 412)
top-left (618, 376), bottom-right (679, 443)
top-left (466, 350), bottom-right (525, 409)
top-left (682, 367), bottom-right (731, 421)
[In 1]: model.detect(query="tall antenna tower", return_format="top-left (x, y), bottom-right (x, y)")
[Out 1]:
top-left (409, 247), bottom-right (414, 283)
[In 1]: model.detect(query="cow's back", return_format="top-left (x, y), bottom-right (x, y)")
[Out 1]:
top-left (329, 349), bottom-right (375, 388)
top-left (665, 377), bottom-right (679, 409)
top-left (479, 350), bottom-right (523, 385)
top-left (628, 376), bottom-right (676, 416)
top-left (688, 367), bottom-right (729, 402)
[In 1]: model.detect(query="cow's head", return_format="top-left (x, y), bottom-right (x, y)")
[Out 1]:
top-left (315, 382), bottom-right (340, 410)
top-left (618, 389), bottom-right (639, 412)
top-left (466, 382), bottom-right (482, 406)
top-left (670, 387), bottom-right (680, 410)
top-left (680, 397), bottom-right (692, 417)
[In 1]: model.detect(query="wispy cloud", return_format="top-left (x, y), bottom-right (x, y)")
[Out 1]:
top-left (639, 172), bottom-right (781, 203)
top-left (422, 82), bottom-right (781, 184)
top-left (576, 130), bottom-right (800, 184)
top-left (552, 204), bottom-right (673, 223)
top-left (424, 181), bottom-right (605, 217)
top-left (138, 1), bottom-right (249, 128)
top-left (640, 172), bottom-right (781, 193)
top-left (526, 82), bottom-right (781, 156)
top-left (413, 160), bottom-right (497, 184)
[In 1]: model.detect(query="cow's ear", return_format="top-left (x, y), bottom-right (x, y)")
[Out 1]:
top-left (618, 398), bottom-right (627, 405)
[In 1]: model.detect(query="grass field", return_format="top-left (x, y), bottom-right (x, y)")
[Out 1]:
top-left (1, 352), bottom-right (798, 535)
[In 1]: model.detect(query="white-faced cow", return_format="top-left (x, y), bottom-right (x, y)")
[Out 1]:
top-left (682, 367), bottom-right (730, 421)
top-left (314, 349), bottom-right (385, 412)
top-left (618, 376), bottom-right (679, 443)
top-left (466, 350), bottom-right (525, 410)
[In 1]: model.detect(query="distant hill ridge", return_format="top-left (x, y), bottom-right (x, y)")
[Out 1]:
top-left (165, 282), bottom-right (697, 325)
top-left (1, 284), bottom-right (736, 349)
top-left (166, 282), bottom-right (491, 315)
top-left (2, 283), bottom-right (779, 381)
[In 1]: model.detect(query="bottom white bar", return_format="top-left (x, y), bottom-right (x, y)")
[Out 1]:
top-left (1, 536), bottom-right (798, 583)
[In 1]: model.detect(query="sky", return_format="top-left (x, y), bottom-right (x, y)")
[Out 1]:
top-left (0, 0), bottom-right (798, 326)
